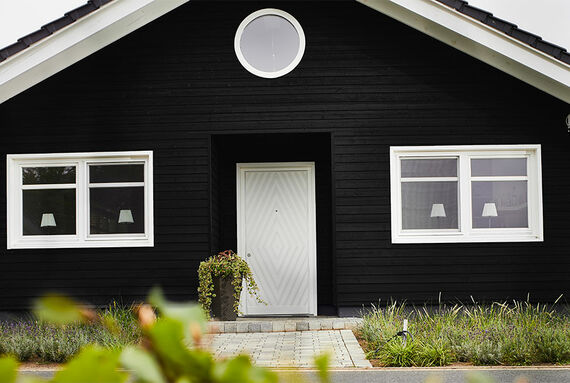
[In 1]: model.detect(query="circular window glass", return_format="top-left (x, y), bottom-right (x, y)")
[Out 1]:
top-left (235, 9), bottom-right (305, 78)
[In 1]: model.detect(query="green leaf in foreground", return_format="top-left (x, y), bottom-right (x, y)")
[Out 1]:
top-left (465, 372), bottom-right (496, 383)
top-left (51, 346), bottom-right (127, 383)
top-left (120, 347), bottom-right (166, 383)
top-left (17, 376), bottom-right (48, 383)
top-left (148, 287), bottom-right (207, 344)
top-left (33, 295), bottom-right (84, 325)
top-left (214, 355), bottom-right (278, 383)
top-left (0, 356), bottom-right (18, 383)
top-left (146, 318), bottom-right (213, 381)
top-left (314, 353), bottom-right (330, 383)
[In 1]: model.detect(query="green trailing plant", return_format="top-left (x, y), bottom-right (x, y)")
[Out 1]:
top-left (198, 250), bottom-right (264, 316)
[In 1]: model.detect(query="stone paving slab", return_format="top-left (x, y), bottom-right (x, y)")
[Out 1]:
top-left (207, 318), bottom-right (362, 334)
top-left (205, 330), bottom-right (372, 368)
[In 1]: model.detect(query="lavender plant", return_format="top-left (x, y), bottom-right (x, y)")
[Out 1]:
top-left (0, 302), bottom-right (140, 363)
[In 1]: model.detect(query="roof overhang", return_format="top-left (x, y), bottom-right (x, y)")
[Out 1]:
top-left (358, 0), bottom-right (570, 104)
top-left (0, 0), bottom-right (189, 105)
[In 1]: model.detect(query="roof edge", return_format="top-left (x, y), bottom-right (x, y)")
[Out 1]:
top-left (436, 0), bottom-right (570, 65)
top-left (0, 0), bottom-right (189, 105)
top-left (357, 0), bottom-right (570, 104)
top-left (0, 0), bottom-right (116, 63)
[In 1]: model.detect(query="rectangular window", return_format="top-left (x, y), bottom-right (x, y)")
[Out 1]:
top-left (390, 145), bottom-right (542, 243)
top-left (7, 151), bottom-right (153, 249)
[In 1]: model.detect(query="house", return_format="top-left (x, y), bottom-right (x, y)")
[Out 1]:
top-left (0, 0), bottom-right (568, 316)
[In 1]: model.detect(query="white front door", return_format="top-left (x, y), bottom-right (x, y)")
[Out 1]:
top-left (237, 162), bottom-right (317, 316)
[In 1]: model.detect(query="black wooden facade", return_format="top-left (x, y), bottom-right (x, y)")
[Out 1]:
top-left (0, 1), bottom-right (568, 313)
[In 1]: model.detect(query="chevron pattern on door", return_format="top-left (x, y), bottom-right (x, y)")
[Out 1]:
top-left (238, 163), bottom-right (316, 316)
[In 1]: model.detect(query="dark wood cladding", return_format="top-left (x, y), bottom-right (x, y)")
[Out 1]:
top-left (0, 1), bottom-right (568, 310)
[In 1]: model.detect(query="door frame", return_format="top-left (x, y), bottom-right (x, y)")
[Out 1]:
top-left (236, 162), bottom-right (318, 316)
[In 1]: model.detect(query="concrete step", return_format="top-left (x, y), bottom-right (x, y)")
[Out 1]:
top-left (207, 317), bottom-right (362, 333)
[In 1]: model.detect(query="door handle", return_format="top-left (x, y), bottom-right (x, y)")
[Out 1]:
top-left (246, 253), bottom-right (252, 258)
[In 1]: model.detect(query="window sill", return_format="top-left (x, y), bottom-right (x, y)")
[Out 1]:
top-left (8, 237), bottom-right (154, 249)
top-left (392, 232), bottom-right (543, 244)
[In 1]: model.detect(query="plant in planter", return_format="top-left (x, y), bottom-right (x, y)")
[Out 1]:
top-left (198, 250), bottom-right (264, 320)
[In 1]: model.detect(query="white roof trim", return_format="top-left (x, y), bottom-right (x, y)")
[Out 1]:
top-left (0, 0), bottom-right (189, 105)
top-left (358, 0), bottom-right (570, 104)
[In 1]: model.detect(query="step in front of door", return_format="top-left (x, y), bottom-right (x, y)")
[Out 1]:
top-left (207, 318), bottom-right (362, 333)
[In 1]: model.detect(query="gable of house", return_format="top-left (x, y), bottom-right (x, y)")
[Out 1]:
top-left (0, 0), bottom-right (569, 105)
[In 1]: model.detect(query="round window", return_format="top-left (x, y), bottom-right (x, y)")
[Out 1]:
top-left (234, 9), bottom-right (305, 78)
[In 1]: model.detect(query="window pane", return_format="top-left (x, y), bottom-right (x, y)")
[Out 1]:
top-left (23, 189), bottom-right (76, 235)
top-left (240, 15), bottom-right (300, 72)
top-left (90, 187), bottom-right (145, 234)
top-left (89, 164), bottom-right (144, 183)
top-left (472, 181), bottom-right (528, 228)
top-left (401, 159), bottom-right (457, 178)
top-left (471, 158), bottom-right (527, 177)
top-left (22, 166), bottom-right (76, 185)
top-left (401, 181), bottom-right (458, 229)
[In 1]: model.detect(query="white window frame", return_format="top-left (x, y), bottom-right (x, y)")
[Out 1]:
top-left (7, 151), bottom-right (154, 249)
top-left (390, 145), bottom-right (543, 244)
top-left (234, 8), bottom-right (306, 79)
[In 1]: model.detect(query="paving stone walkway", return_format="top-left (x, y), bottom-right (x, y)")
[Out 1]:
top-left (205, 330), bottom-right (372, 368)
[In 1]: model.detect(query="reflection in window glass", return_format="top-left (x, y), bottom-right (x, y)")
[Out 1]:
top-left (471, 158), bottom-right (527, 177)
top-left (240, 15), bottom-right (300, 72)
top-left (23, 189), bottom-right (76, 235)
top-left (90, 187), bottom-right (144, 234)
top-left (401, 181), bottom-right (458, 229)
top-left (89, 164), bottom-right (144, 183)
top-left (22, 167), bottom-right (76, 185)
top-left (472, 181), bottom-right (528, 228)
top-left (401, 159), bottom-right (457, 178)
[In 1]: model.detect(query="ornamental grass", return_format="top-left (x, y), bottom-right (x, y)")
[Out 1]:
top-left (357, 297), bottom-right (570, 366)
top-left (0, 302), bottom-right (140, 363)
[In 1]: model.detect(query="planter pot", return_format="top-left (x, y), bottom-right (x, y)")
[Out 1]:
top-left (211, 276), bottom-right (241, 321)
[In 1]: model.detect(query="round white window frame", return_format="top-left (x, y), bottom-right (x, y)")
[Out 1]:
top-left (234, 9), bottom-right (306, 79)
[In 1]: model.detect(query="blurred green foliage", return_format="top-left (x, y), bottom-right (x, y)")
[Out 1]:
top-left (0, 288), bottom-right (318, 383)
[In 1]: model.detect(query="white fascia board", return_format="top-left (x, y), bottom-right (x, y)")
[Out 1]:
top-left (357, 0), bottom-right (570, 104)
top-left (0, 0), bottom-right (189, 105)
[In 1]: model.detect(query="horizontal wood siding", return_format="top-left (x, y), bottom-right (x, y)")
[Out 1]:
top-left (0, 1), bottom-right (568, 309)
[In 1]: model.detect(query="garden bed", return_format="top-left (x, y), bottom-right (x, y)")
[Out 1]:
top-left (355, 300), bottom-right (570, 367)
top-left (0, 303), bottom-right (140, 363)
